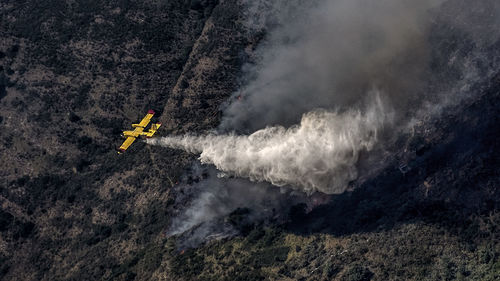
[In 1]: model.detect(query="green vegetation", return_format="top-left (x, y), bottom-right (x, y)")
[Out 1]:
top-left (154, 214), bottom-right (500, 281)
top-left (0, 0), bottom-right (499, 280)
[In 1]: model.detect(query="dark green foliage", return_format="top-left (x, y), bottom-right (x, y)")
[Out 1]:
top-left (30, 110), bottom-right (52, 124)
top-left (87, 225), bottom-right (112, 246)
top-left (440, 258), bottom-right (457, 281)
top-left (76, 158), bottom-right (91, 172)
top-left (246, 247), bottom-right (289, 268)
top-left (7, 45), bottom-right (19, 58)
top-left (224, 266), bottom-right (265, 281)
top-left (171, 249), bottom-right (205, 278)
top-left (0, 210), bottom-right (13, 231)
top-left (70, 84), bottom-right (91, 110)
top-left (289, 203), bottom-right (307, 224)
top-left (355, 200), bottom-right (384, 226)
top-left (259, 227), bottom-right (283, 247)
top-left (15, 175), bottom-right (30, 186)
top-left (17, 222), bottom-right (35, 238)
top-left (30, 174), bottom-right (66, 191)
top-left (245, 228), bottom-right (265, 245)
top-left (5, 67), bottom-right (14, 76)
top-left (140, 244), bottom-right (164, 274)
top-left (91, 116), bottom-right (123, 135)
top-left (68, 112), bottom-right (81, 122)
top-left (2, 134), bottom-right (13, 148)
top-left (227, 207), bottom-right (253, 234)
top-left (323, 262), bottom-right (341, 279)
top-left (10, 97), bottom-right (24, 108)
top-left (0, 72), bottom-right (8, 100)
top-left (77, 136), bottom-right (93, 149)
top-left (0, 255), bottom-right (10, 278)
top-left (342, 264), bottom-right (373, 281)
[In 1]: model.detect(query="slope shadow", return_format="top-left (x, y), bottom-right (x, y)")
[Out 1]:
top-left (286, 78), bottom-right (500, 242)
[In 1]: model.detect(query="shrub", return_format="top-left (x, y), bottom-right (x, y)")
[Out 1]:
top-left (246, 247), bottom-right (289, 268)
top-left (0, 210), bottom-right (14, 231)
top-left (342, 264), bottom-right (373, 281)
top-left (19, 222), bottom-right (35, 238)
top-left (68, 112), bottom-right (81, 122)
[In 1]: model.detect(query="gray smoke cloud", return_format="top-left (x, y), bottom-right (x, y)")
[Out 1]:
top-left (222, 0), bottom-right (444, 131)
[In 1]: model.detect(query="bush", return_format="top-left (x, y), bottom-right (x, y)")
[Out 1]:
top-left (342, 264), bottom-right (373, 281)
top-left (77, 136), bottom-right (93, 149)
top-left (246, 247), bottom-right (289, 268)
top-left (289, 203), bottom-right (307, 224)
top-left (246, 228), bottom-right (265, 244)
top-left (0, 255), bottom-right (10, 278)
top-left (0, 210), bottom-right (14, 231)
top-left (171, 249), bottom-right (205, 278)
top-left (0, 73), bottom-right (8, 100)
top-left (68, 112), bottom-right (81, 122)
top-left (19, 222), bottom-right (35, 238)
top-left (228, 208), bottom-right (253, 234)
top-left (7, 44), bottom-right (19, 57)
top-left (86, 225), bottom-right (112, 245)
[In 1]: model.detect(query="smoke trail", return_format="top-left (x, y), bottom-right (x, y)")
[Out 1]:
top-left (148, 93), bottom-right (391, 194)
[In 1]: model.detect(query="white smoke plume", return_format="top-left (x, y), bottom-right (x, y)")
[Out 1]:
top-left (148, 93), bottom-right (391, 194)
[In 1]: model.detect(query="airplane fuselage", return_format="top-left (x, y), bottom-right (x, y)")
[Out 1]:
top-left (122, 129), bottom-right (144, 138)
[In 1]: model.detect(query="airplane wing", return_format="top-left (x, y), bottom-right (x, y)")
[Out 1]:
top-left (118, 136), bottom-right (136, 153)
top-left (136, 109), bottom-right (155, 128)
top-left (132, 126), bottom-right (145, 134)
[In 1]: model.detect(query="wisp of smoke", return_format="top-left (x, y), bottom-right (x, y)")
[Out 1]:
top-left (166, 166), bottom-right (307, 247)
top-left (148, 93), bottom-right (391, 194)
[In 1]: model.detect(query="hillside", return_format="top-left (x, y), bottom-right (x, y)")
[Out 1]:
top-left (0, 0), bottom-right (499, 280)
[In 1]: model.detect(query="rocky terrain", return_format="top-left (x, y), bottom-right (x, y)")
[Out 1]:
top-left (0, 0), bottom-right (499, 280)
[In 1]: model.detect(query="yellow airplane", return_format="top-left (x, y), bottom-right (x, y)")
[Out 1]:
top-left (117, 109), bottom-right (161, 154)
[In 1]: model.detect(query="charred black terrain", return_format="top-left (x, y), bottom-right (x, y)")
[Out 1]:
top-left (0, 0), bottom-right (499, 280)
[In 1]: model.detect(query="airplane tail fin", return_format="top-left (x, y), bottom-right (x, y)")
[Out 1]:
top-left (144, 123), bottom-right (162, 138)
